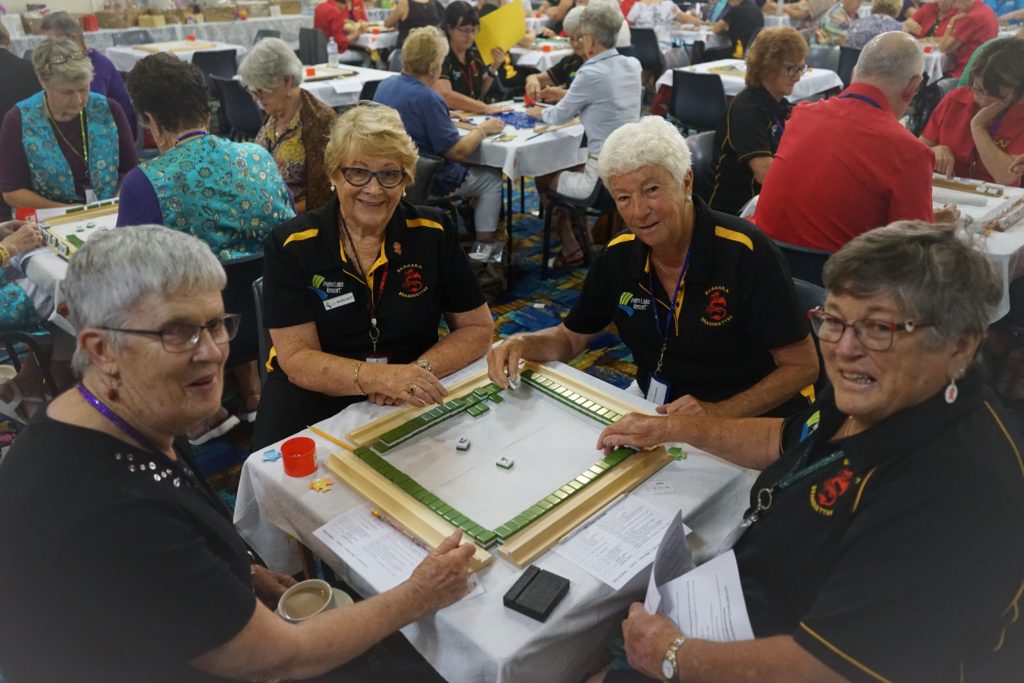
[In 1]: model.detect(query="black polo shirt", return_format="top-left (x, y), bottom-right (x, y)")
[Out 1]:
top-left (563, 198), bottom-right (808, 412)
top-left (735, 376), bottom-right (1024, 682)
top-left (251, 199), bottom-right (485, 449)
top-left (441, 46), bottom-right (490, 101)
top-left (704, 0), bottom-right (765, 60)
top-left (546, 53), bottom-right (583, 88)
top-left (708, 85), bottom-right (790, 215)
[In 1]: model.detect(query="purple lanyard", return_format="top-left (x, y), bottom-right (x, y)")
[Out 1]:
top-left (649, 247), bottom-right (692, 376)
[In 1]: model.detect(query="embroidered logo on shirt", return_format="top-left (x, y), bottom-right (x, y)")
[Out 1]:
top-left (700, 286), bottom-right (733, 326)
top-left (809, 467), bottom-right (854, 516)
top-left (397, 263), bottom-right (428, 298)
top-left (618, 291), bottom-right (651, 317)
top-left (309, 274), bottom-right (345, 301)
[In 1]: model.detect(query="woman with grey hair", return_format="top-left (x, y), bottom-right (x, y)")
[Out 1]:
top-left (0, 38), bottom-right (137, 209)
top-left (490, 116), bottom-right (817, 418)
top-left (238, 37), bottom-right (337, 212)
top-left (0, 225), bottom-right (477, 682)
top-left (524, 1), bottom-right (642, 268)
top-left (595, 222), bottom-right (1022, 683)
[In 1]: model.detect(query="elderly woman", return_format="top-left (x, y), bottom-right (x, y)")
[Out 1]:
top-left (238, 38), bottom-right (337, 213)
top-left (921, 37), bottom-right (1024, 185)
top-left (846, 0), bottom-right (905, 47)
top-left (627, 0), bottom-right (704, 54)
top-left (433, 1), bottom-right (509, 115)
top-left (118, 54), bottom-right (294, 442)
top-left (525, 2), bottom-right (642, 268)
top-left (489, 117), bottom-right (818, 417)
top-left (593, 222), bottom-right (1023, 683)
top-left (252, 103), bottom-right (493, 450)
top-left (709, 27), bottom-right (807, 215)
top-left (374, 27), bottom-right (505, 242)
top-left (525, 6), bottom-right (586, 103)
top-left (904, 0), bottom-right (956, 36)
top-left (0, 39), bottom-right (137, 210)
top-left (809, 0), bottom-right (861, 44)
top-left (0, 226), bottom-right (476, 681)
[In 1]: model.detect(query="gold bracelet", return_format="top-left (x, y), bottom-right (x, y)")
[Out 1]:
top-left (353, 361), bottom-right (366, 394)
top-left (0, 244), bottom-right (10, 268)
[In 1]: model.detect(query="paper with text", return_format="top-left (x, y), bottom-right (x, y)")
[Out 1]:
top-left (644, 511), bottom-right (695, 615)
top-left (670, 551), bottom-right (754, 641)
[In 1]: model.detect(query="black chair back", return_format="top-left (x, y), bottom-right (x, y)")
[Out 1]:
top-left (192, 49), bottom-right (239, 90)
top-left (359, 78), bottom-right (381, 101)
top-left (252, 276), bottom-right (271, 386)
top-left (686, 130), bottom-right (716, 202)
top-left (670, 69), bottom-right (726, 132)
top-left (22, 48), bottom-right (32, 62)
top-left (299, 27), bottom-right (328, 65)
top-left (792, 277), bottom-right (829, 395)
top-left (807, 44), bottom-right (840, 72)
top-left (254, 29), bottom-right (281, 44)
top-left (629, 27), bottom-right (665, 75)
top-left (388, 48), bottom-right (403, 72)
top-left (113, 29), bottom-right (155, 46)
top-left (210, 75), bottom-right (263, 140)
top-left (772, 239), bottom-right (830, 287)
top-left (616, 45), bottom-right (634, 57)
top-left (406, 154), bottom-right (445, 204)
top-left (223, 255), bottom-right (264, 367)
top-left (837, 46), bottom-right (861, 88)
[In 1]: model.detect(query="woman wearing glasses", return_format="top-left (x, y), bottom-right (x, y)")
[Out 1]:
top-left (434, 1), bottom-right (509, 115)
top-left (251, 103), bottom-right (493, 450)
top-left (0, 38), bottom-right (137, 210)
top-left (708, 26), bottom-right (807, 215)
top-left (920, 37), bottom-right (1024, 185)
top-left (594, 222), bottom-right (1023, 683)
top-left (0, 226), bottom-right (477, 681)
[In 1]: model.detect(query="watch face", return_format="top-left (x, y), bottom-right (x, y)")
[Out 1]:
top-left (662, 659), bottom-right (675, 679)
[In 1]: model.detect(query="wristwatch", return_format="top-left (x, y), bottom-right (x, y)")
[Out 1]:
top-left (414, 358), bottom-right (433, 375)
top-left (661, 634), bottom-right (687, 681)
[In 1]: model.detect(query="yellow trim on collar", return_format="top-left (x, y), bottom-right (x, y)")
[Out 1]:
top-left (714, 226), bottom-right (754, 251)
top-left (283, 228), bottom-right (319, 247)
top-left (406, 217), bottom-right (444, 231)
top-left (607, 233), bottom-right (636, 248)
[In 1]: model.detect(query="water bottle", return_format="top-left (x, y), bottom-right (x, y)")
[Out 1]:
top-left (775, 0), bottom-right (783, 16)
top-left (327, 37), bottom-right (339, 66)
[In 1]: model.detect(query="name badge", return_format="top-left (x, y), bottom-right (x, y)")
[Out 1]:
top-left (365, 354), bottom-right (388, 364)
top-left (84, 187), bottom-right (98, 204)
top-left (323, 292), bottom-right (355, 310)
top-left (645, 376), bottom-right (670, 405)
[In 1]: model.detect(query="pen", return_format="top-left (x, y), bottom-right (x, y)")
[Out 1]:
top-left (370, 508), bottom-right (429, 549)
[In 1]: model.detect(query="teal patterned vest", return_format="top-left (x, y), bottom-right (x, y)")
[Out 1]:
top-left (17, 91), bottom-right (119, 204)
top-left (139, 135), bottom-right (295, 261)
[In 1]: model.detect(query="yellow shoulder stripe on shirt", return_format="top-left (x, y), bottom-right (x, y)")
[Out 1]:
top-left (406, 217), bottom-right (444, 231)
top-left (798, 622), bottom-right (892, 683)
top-left (283, 228), bottom-right (319, 246)
top-left (607, 233), bottom-right (636, 248)
top-left (714, 226), bottom-right (754, 252)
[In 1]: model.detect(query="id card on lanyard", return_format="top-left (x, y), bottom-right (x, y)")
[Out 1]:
top-left (365, 265), bottom-right (388, 364)
top-left (645, 248), bottom-right (692, 405)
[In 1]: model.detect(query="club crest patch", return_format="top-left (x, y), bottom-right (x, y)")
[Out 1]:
top-left (397, 263), bottom-right (427, 298)
top-left (700, 286), bottom-right (733, 326)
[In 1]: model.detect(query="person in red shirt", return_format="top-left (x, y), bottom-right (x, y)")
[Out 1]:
top-left (753, 32), bottom-right (959, 253)
top-left (314, 0), bottom-right (369, 52)
top-left (938, 0), bottom-right (998, 77)
top-left (904, 0), bottom-right (956, 37)
top-left (921, 38), bottom-right (1024, 185)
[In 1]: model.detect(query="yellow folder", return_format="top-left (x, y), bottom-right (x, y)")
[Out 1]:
top-left (476, 1), bottom-right (527, 66)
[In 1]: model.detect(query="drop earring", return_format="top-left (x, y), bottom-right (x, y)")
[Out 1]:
top-left (330, 184), bottom-right (336, 192)
top-left (944, 374), bottom-right (960, 404)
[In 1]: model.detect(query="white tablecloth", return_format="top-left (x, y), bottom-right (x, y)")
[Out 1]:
top-left (10, 15), bottom-right (310, 59)
top-left (764, 14), bottom-right (791, 27)
top-left (656, 58), bottom-right (843, 100)
top-left (670, 25), bottom-right (731, 50)
top-left (233, 357), bottom-right (755, 683)
top-left (510, 44), bottom-right (574, 71)
top-left (354, 28), bottom-right (399, 51)
top-left (299, 64), bottom-right (399, 108)
top-left (105, 41), bottom-right (248, 72)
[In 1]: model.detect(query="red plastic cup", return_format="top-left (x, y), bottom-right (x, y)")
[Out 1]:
top-left (186, 34), bottom-right (197, 41)
top-left (534, 12), bottom-right (541, 17)
top-left (372, 27), bottom-right (380, 34)
top-left (542, 44), bottom-right (552, 52)
top-left (923, 45), bottom-right (934, 54)
top-left (14, 208), bottom-right (37, 223)
top-left (524, 92), bottom-right (535, 106)
top-left (306, 66), bottom-right (316, 76)
top-left (281, 437), bottom-right (317, 477)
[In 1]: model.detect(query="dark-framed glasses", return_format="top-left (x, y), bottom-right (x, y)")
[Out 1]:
top-left (100, 314), bottom-right (242, 352)
top-left (454, 24), bottom-right (481, 35)
top-left (45, 51), bottom-right (89, 67)
top-left (339, 166), bottom-right (406, 188)
top-left (807, 307), bottom-right (931, 352)
top-left (783, 63), bottom-right (808, 78)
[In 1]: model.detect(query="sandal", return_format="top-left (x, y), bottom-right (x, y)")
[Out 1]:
top-left (546, 248), bottom-right (585, 270)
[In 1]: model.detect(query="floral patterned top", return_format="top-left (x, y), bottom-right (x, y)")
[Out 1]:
top-left (256, 110), bottom-right (307, 205)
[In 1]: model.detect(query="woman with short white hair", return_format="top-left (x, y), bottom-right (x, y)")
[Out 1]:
top-left (489, 116), bottom-right (818, 418)
top-left (0, 38), bottom-right (137, 209)
top-left (238, 37), bottom-right (337, 212)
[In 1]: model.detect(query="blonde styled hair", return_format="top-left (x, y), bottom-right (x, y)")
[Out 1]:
top-left (402, 26), bottom-right (449, 77)
top-left (324, 103), bottom-right (418, 185)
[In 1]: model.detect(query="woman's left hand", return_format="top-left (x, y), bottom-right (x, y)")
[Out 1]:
top-left (972, 99), bottom-right (1010, 131)
top-left (622, 603), bottom-right (685, 679)
top-left (363, 362), bottom-right (447, 407)
top-left (2, 222), bottom-right (44, 258)
top-left (490, 46), bottom-right (507, 69)
top-left (251, 565), bottom-right (297, 609)
top-left (657, 394), bottom-right (714, 416)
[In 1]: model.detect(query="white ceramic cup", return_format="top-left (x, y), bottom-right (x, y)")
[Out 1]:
top-left (276, 579), bottom-right (337, 623)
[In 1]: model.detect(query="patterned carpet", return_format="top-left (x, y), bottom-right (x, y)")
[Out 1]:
top-left (491, 181), bottom-right (637, 391)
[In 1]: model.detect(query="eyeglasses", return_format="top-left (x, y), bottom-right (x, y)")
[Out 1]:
top-left (339, 166), bottom-right (406, 188)
top-left (969, 82), bottom-right (1014, 102)
top-left (783, 63), bottom-right (808, 78)
top-left (454, 24), bottom-right (480, 35)
top-left (568, 33), bottom-right (585, 44)
top-left (101, 314), bottom-right (241, 353)
top-left (807, 307), bottom-right (931, 352)
top-left (45, 51), bottom-right (89, 67)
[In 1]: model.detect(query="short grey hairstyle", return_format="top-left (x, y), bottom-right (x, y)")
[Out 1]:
top-left (401, 26), bottom-right (449, 77)
top-left (40, 11), bottom-right (83, 40)
top-left (823, 222), bottom-right (1001, 351)
top-left (32, 38), bottom-right (93, 85)
top-left (563, 6), bottom-right (585, 34)
top-left (238, 37), bottom-right (305, 92)
top-left (853, 31), bottom-right (924, 85)
top-left (65, 226), bottom-right (226, 372)
top-left (578, 2), bottom-right (622, 49)
top-left (599, 116), bottom-right (692, 185)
